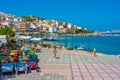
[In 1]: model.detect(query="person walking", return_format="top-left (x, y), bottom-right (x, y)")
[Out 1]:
top-left (53, 46), bottom-right (57, 59)
top-left (93, 48), bottom-right (96, 57)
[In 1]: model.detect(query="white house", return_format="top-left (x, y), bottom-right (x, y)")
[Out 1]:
top-left (39, 20), bottom-right (43, 24)
top-left (49, 24), bottom-right (57, 33)
top-left (2, 21), bottom-right (9, 26)
top-left (77, 27), bottom-right (82, 29)
top-left (67, 23), bottom-right (72, 28)
top-left (14, 21), bottom-right (19, 28)
top-left (84, 28), bottom-right (87, 30)
top-left (0, 35), bottom-right (7, 46)
top-left (14, 18), bottom-right (18, 22)
top-left (55, 21), bottom-right (59, 28)
top-left (29, 23), bottom-right (37, 29)
top-left (59, 25), bottom-right (64, 29)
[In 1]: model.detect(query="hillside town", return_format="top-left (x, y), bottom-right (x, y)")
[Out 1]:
top-left (0, 12), bottom-right (91, 35)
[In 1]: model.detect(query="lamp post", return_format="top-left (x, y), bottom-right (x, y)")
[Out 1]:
top-left (88, 35), bottom-right (91, 52)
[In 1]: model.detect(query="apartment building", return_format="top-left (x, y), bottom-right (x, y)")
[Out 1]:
top-left (19, 22), bottom-right (27, 31)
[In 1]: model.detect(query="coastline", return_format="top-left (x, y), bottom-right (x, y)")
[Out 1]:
top-left (46, 45), bottom-right (120, 58)
top-left (12, 34), bottom-right (120, 56)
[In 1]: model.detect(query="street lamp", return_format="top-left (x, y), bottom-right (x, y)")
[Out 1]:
top-left (88, 35), bottom-right (91, 52)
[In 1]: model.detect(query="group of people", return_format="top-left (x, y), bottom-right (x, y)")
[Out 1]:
top-left (53, 47), bottom-right (97, 59)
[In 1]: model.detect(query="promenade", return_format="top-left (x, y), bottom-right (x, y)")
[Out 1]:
top-left (6, 48), bottom-right (120, 80)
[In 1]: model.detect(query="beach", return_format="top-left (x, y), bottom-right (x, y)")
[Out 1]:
top-left (6, 47), bottom-right (120, 80)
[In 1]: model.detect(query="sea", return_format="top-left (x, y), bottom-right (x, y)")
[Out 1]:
top-left (32, 35), bottom-right (120, 56)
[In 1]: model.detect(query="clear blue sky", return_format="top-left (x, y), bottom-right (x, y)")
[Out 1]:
top-left (0, 0), bottom-right (120, 31)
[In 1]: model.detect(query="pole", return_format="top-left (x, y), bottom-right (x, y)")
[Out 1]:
top-left (88, 35), bottom-right (90, 52)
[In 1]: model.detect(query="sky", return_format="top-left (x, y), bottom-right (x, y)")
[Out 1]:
top-left (0, 0), bottom-right (120, 31)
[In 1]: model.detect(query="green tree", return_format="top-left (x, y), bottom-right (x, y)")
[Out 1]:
top-left (63, 25), bottom-right (67, 28)
top-left (75, 29), bottom-right (95, 34)
top-left (0, 27), bottom-right (15, 37)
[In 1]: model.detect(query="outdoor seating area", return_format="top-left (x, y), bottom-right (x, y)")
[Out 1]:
top-left (0, 38), bottom-right (40, 76)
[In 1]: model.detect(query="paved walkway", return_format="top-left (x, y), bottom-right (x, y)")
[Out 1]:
top-left (6, 48), bottom-right (120, 80)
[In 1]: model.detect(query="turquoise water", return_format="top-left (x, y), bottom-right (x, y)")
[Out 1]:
top-left (33, 35), bottom-right (120, 55)
top-left (57, 36), bottom-right (120, 55)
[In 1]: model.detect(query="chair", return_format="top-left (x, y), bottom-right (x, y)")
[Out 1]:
top-left (2, 62), bottom-right (14, 73)
top-left (15, 61), bottom-right (27, 74)
top-left (26, 61), bottom-right (38, 69)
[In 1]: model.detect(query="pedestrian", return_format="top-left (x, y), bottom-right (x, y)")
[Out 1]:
top-left (93, 48), bottom-right (96, 57)
top-left (53, 46), bottom-right (57, 59)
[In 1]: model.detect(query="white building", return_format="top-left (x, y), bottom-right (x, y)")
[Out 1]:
top-left (14, 18), bottom-right (18, 22)
top-left (77, 27), bottom-right (82, 29)
top-left (1, 21), bottom-right (9, 26)
top-left (29, 23), bottom-right (37, 29)
top-left (49, 24), bottom-right (57, 33)
top-left (39, 20), bottom-right (43, 24)
top-left (55, 21), bottom-right (59, 28)
top-left (67, 23), bottom-right (72, 28)
top-left (59, 25), bottom-right (64, 29)
top-left (84, 28), bottom-right (87, 30)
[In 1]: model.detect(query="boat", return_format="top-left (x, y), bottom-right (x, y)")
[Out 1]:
top-left (17, 35), bottom-right (32, 40)
top-left (77, 45), bottom-right (85, 50)
top-left (42, 36), bottom-right (57, 41)
top-left (30, 37), bottom-right (42, 41)
top-left (66, 46), bottom-right (74, 50)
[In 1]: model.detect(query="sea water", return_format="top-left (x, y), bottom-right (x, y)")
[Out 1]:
top-left (33, 35), bottom-right (120, 55)
top-left (58, 36), bottom-right (120, 55)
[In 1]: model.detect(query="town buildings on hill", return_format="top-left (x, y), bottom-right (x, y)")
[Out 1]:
top-left (0, 12), bottom-right (92, 35)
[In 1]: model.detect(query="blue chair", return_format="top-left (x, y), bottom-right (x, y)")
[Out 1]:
top-left (2, 62), bottom-right (14, 73)
top-left (15, 62), bottom-right (27, 74)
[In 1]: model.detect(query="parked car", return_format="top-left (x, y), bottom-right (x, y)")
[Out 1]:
top-left (2, 62), bottom-right (14, 73)
top-left (15, 61), bottom-right (27, 74)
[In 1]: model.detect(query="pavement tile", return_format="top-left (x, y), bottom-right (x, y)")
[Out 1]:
top-left (105, 70), bottom-right (113, 73)
top-left (73, 70), bottom-right (80, 73)
top-left (112, 77), bottom-right (120, 80)
top-left (79, 65), bottom-right (86, 69)
top-left (97, 69), bottom-right (105, 73)
top-left (72, 66), bottom-right (78, 69)
top-left (114, 70), bottom-right (120, 74)
top-left (91, 73), bottom-right (100, 77)
top-left (102, 67), bottom-right (110, 70)
top-left (103, 78), bottom-right (113, 80)
top-left (93, 77), bottom-right (103, 80)
top-left (74, 77), bottom-right (82, 80)
top-left (88, 69), bottom-right (96, 73)
top-left (82, 73), bottom-right (90, 77)
top-left (109, 73), bottom-right (119, 78)
top-left (87, 67), bottom-right (94, 70)
top-left (100, 73), bottom-right (109, 77)
top-left (72, 68), bottom-right (79, 71)
top-left (73, 72), bottom-right (80, 76)
top-left (84, 77), bottom-right (93, 80)
top-left (4, 48), bottom-right (120, 80)
top-left (81, 69), bottom-right (88, 73)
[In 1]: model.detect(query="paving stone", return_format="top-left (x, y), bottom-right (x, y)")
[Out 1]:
top-left (93, 77), bottom-right (103, 80)
top-left (3, 48), bottom-right (120, 80)
top-left (84, 77), bottom-right (93, 80)
top-left (82, 72), bottom-right (90, 77)
top-left (74, 77), bottom-right (82, 80)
